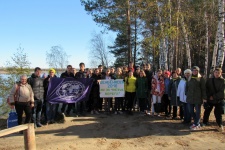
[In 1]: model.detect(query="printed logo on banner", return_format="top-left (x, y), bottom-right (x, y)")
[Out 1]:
top-left (56, 81), bottom-right (85, 100)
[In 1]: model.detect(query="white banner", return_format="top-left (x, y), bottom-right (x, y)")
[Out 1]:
top-left (99, 79), bottom-right (125, 98)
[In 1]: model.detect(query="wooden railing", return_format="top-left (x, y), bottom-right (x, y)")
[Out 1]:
top-left (0, 123), bottom-right (36, 150)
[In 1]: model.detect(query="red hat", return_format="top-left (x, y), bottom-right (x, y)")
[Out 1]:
top-left (164, 71), bottom-right (171, 76)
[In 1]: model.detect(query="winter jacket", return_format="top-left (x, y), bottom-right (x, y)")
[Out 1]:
top-left (168, 77), bottom-right (181, 106)
top-left (124, 76), bottom-right (136, 93)
top-left (27, 73), bottom-right (44, 100)
top-left (60, 71), bottom-right (74, 78)
top-left (145, 69), bottom-right (153, 90)
top-left (186, 74), bottom-right (207, 104)
top-left (205, 76), bottom-right (225, 103)
top-left (136, 77), bottom-right (148, 98)
top-left (177, 79), bottom-right (187, 103)
top-left (9, 82), bottom-right (34, 104)
top-left (151, 75), bottom-right (164, 97)
top-left (75, 70), bottom-right (87, 78)
top-left (43, 75), bottom-right (57, 100)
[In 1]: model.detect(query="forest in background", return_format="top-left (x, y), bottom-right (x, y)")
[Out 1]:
top-left (81, 0), bottom-right (225, 77)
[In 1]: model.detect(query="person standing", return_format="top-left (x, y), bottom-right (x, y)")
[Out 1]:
top-left (124, 70), bottom-right (136, 114)
top-left (60, 65), bottom-right (74, 116)
top-left (9, 75), bottom-right (34, 128)
top-left (44, 68), bottom-right (57, 124)
top-left (163, 71), bottom-right (171, 117)
top-left (151, 69), bottom-right (164, 116)
top-left (98, 65), bottom-right (105, 111)
top-left (90, 68), bottom-right (101, 114)
top-left (168, 71), bottom-right (183, 120)
top-left (114, 67), bottom-right (124, 114)
top-left (27, 67), bottom-right (44, 128)
top-left (75, 62), bottom-right (87, 115)
top-left (186, 66), bottom-right (207, 130)
top-left (136, 70), bottom-right (148, 113)
top-left (202, 68), bottom-right (224, 132)
top-left (144, 63), bottom-right (153, 114)
top-left (177, 69), bottom-right (192, 124)
top-left (101, 68), bottom-right (116, 113)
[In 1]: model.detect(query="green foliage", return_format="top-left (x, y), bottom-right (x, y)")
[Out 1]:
top-left (81, 0), bottom-right (220, 71)
top-left (0, 46), bottom-right (31, 116)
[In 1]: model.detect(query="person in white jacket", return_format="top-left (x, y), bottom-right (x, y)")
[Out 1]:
top-left (9, 75), bottom-right (34, 127)
top-left (177, 69), bottom-right (192, 124)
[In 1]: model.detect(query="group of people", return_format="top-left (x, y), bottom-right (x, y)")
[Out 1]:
top-left (8, 62), bottom-right (224, 132)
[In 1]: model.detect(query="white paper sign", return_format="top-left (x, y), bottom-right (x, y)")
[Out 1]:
top-left (99, 79), bottom-right (125, 98)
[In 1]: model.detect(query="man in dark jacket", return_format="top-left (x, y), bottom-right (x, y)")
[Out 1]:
top-left (28, 67), bottom-right (44, 128)
top-left (203, 68), bottom-right (225, 132)
top-left (144, 63), bottom-right (153, 112)
top-left (60, 65), bottom-right (74, 116)
top-left (75, 62), bottom-right (87, 115)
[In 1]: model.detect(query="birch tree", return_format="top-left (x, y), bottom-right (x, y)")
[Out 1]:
top-left (89, 32), bottom-right (111, 68)
top-left (216, 0), bottom-right (225, 68)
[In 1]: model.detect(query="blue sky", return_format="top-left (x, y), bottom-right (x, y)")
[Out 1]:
top-left (0, 0), bottom-right (115, 69)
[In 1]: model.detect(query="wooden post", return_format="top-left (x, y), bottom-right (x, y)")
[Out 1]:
top-left (24, 123), bottom-right (36, 150)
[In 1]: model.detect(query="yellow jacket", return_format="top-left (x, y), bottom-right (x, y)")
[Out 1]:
top-left (124, 76), bottom-right (136, 92)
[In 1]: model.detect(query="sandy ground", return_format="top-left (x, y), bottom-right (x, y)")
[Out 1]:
top-left (0, 110), bottom-right (225, 150)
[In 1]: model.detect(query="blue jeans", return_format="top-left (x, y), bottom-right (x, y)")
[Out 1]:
top-left (188, 103), bottom-right (201, 126)
top-left (46, 102), bottom-right (56, 122)
top-left (32, 99), bottom-right (43, 124)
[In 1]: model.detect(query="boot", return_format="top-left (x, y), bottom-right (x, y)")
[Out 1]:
top-left (36, 122), bottom-right (43, 127)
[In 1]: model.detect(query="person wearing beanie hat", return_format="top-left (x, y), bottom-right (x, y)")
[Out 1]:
top-left (44, 68), bottom-right (58, 125)
top-left (49, 68), bottom-right (56, 74)
top-left (184, 69), bottom-right (192, 75)
top-left (186, 66), bottom-right (207, 130)
top-left (177, 69), bottom-right (192, 124)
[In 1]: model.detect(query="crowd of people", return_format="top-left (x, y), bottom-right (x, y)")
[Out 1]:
top-left (8, 62), bottom-right (225, 133)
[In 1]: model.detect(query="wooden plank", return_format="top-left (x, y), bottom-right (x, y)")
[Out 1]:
top-left (0, 125), bottom-right (28, 137)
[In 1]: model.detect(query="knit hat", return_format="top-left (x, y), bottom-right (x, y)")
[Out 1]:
top-left (192, 66), bottom-right (200, 72)
top-left (49, 68), bottom-right (56, 74)
top-left (164, 71), bottom-right (171, 76)
top-left (184, 69), bottom-right (192, 74)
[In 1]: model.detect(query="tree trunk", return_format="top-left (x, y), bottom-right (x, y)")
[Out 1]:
top-left (180, 14), bottom-right (192, 69)
top-left (216, 0), bottom-right (225, 68)
top-left (156, 0), bottom-right (168, 70)
top-left (204, 4), bottom-right (209, 78)
top-left (168, 0), bottom-right (173, 71)
top-left (127, 0), bottom-right (132, 65)
top-left (210, 23), bottom-right (219, 77)
top-left (133, 5), bottom-right (137, 67)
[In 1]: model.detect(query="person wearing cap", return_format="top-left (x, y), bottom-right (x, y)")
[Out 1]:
top-left (44, 68), bottom-right (58, 124)
top-left (163, 70), bottom-right (171, 117)
top-left (186, 66), bottom-right (207, 130)
top-left (177, 69), bottom-right (192, 124)
top-left (27, 67), bottom-right (45, 128)
top-left (202, 68), bottom-right (224, 132)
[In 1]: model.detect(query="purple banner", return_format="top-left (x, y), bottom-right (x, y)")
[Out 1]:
top-left (47, 77), bottom-right (93, 104)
